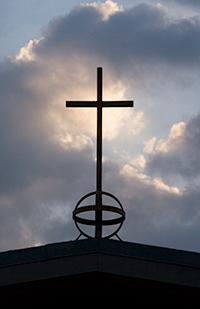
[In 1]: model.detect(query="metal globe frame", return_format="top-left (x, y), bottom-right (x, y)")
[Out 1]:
top-left (73, 191), bottom-right (125, 239)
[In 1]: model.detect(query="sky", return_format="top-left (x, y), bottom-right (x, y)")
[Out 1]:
top-left (1, 0), bottom-right (200, 252)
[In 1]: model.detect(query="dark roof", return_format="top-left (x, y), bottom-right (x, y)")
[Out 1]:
top-left (1, 238), bottom-right (200, 305)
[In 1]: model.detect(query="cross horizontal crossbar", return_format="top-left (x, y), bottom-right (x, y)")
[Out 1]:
top-left (66, 101), bottom-right (134, 108)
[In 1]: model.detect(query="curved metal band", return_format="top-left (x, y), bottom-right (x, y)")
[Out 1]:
top-left (73, 205), bottom-right (125, 226)
top-left (74, 191), bottom-right (124, 209)
top-left (74, 191), bottom-right (96, 209)
top-left (74, 220), bottom-right (124, 240)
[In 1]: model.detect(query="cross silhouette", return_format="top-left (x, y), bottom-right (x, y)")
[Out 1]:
top-left (66, 67), bottom-right (134, 238)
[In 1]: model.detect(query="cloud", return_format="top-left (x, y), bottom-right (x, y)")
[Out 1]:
top-left (115, 159), bottom-right (200, 251)
top-left (1, 1), bottom-right (200, 252)
top-left (80, 0), bottom-right (123, 20)
top-left (145, 114), bottom-right (200, 186)
top-left (144, 121), bottom-right (186, 154)
top-left (20, 1), bottom-right (200, 74)
top-left (168, 0), bottom-right (200, 8)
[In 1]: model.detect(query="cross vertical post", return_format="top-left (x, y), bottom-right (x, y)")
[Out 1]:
top-left (96, 67), bottom-right (103, 237)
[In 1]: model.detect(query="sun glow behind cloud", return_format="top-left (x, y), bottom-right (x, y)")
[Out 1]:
top-left (15, 38), bottom-right (145, 145)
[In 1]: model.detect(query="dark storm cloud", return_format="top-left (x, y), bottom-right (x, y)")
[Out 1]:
top-left (35, 2), bottom-right (200, 71)
top-left (104, 159), bottom-right (200, 251)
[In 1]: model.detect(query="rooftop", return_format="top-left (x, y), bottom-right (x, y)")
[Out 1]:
top-left (1, 238), bottom-right (200, 305)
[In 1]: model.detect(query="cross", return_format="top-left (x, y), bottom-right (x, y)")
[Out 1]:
top-left (66, 67), bottom-right (134, 238)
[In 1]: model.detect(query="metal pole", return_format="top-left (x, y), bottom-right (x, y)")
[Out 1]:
top-left (95, 67), bottom-right (103, 238)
